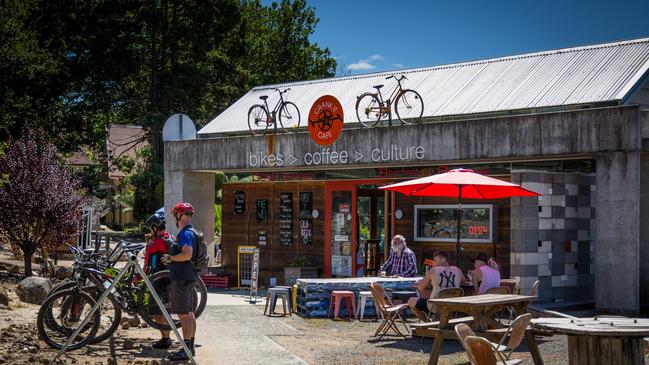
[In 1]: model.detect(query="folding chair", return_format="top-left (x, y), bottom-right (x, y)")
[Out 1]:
top-left (455, 323), bottom-right (477, 365)
top-left (489, 313), bottom-right (532, 360)
top-left (465, 336), bottom-right (522, 365)
top-left (369, 282), bottom-right (410, 339)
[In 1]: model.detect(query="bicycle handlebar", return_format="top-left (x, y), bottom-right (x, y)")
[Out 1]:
top-left (385, 75), bottom-right (407, 81)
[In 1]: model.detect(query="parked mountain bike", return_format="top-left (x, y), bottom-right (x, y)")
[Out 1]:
top-left (355, 75), bottom-right (424, 127)
top-left (38, 241), bottom-right (207, 349)
top-left (248, 88), bottom-right (301, 135)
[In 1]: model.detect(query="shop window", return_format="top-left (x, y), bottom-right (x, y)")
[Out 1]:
top-left (413, 204), bottom-right (495, 243)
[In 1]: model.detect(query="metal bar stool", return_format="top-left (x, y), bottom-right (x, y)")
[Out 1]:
top-left (356, 290), bottom-right (381, 321)
top-left (264, 287), bottom-right (291, 316)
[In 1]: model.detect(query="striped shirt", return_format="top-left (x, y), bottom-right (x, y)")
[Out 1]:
top-left (380, 247), bottom-right (417, 277)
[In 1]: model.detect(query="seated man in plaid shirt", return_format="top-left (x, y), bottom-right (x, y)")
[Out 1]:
top-left (379, 235), bottom-right (417, 277)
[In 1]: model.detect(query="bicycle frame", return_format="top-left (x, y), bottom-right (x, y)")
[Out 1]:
top-left (371, 76), bottom-right (407, 124)
top-left (260, 88), bottom-right (288, 133)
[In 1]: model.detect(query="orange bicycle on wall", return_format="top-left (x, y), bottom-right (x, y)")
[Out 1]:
top-left (355, 75), bottom-right (424, 127)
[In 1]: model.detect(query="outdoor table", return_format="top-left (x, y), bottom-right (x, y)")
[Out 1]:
top-left (531, 317), bottom-right (649, 365)
top-left (426, 294), bottom-right (542, 365)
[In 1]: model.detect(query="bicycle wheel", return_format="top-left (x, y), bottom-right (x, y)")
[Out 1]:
top-left (278, 101), bottom-right (301, 132)
top-left (355, 93), bottom-right (382, 127)
top-left (138, 271), bottom-right (199, 331)
top-left (42, 281), bottom-right (122, 344)
top-left (248, 104), bottom-right (271, 135)
top-left (394, 89), bottom-right (423, 124)
top-left (37, 288), bottom-right (100, 350)
top-left (147, 270), bottom-right (206, 318)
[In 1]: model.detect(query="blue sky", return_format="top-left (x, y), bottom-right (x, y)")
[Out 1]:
top-left (292, 0), bottom-right (649, 76)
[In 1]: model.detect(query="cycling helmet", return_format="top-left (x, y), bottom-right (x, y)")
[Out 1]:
top-left (144, 212), bottom-right (165, 229)
top-left (171, 202), bottom-right (194, 218)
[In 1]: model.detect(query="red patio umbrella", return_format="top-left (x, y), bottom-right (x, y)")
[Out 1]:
top-left (379, 168), bottom-right (541, 261)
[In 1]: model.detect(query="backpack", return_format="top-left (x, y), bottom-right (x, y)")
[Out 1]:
top-left (189, 227), bottom-right (209, 271)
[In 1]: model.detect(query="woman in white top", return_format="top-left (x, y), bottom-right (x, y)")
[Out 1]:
top-left (471, 253), bottom-right (501, 294)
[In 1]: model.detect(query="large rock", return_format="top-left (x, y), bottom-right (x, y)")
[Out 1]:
top-left (0, 285), bottom-right (8, 306)
top-left (54, 266), bottom-right (73, 280)
top-left (16, 277), bottom-right (52, 305)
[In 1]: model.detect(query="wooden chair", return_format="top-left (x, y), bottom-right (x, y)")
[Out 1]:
top-left (529, 280), bottom-right (540, 298)
top-left (490, 313), bottom-right (532, 360)
top-left (428, 287), bottom-right (464, 321)
top-left (485, 286), bottom-right (511, 294)
top-left (455, 323), bottom-right (477, 365)
top-left (369, 282), bottom-right (411, 339)
top-left (465, 336), bottom-right (522, 365)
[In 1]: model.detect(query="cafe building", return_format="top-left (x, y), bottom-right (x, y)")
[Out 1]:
top-left (164, 38), bottom-right (649, 314)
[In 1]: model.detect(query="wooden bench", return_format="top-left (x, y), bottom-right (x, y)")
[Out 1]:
top-left (411, 316), bottom-right (474, 337)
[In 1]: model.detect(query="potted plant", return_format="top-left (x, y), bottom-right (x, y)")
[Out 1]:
top-left (283, 256), bottom-right (317, 285)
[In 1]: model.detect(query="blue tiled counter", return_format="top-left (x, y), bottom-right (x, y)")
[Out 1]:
top-left (295, 277), bottom-right (421, 318)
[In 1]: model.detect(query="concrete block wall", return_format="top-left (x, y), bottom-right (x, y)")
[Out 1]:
top-left (510, 170), bottom-right (596, 303)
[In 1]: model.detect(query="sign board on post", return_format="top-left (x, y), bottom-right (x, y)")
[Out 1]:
top-left (249, 249), bottom-right (260, 303)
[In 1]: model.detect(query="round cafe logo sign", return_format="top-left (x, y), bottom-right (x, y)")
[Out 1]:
top-left (308, 95), bottom-right (344, 146)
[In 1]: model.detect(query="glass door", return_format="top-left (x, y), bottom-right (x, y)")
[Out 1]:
top-left (325, 183), bottom-right (356, 278)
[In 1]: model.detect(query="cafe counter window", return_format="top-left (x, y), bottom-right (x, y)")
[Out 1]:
top-left (413, 204), bottom-right (495, 243)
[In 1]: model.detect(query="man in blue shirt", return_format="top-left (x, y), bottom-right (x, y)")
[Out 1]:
top-left (161, 202), bottom-right (197, 361)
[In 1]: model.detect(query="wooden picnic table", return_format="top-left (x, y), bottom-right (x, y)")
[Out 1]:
top-left (532, 317), bottom-right (649, 365)
top-left (426, 294), bottom-right (542, 365)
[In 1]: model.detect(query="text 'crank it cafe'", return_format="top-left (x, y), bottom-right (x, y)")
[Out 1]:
top-left (164, 38), bottom-right (649, 314)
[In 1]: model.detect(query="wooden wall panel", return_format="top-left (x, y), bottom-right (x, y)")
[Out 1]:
top-left (221, 181), bottom-right (326, 286)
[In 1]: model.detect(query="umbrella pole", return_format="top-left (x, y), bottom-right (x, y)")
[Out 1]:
top-left (456, 185), bottom-right (462, 264)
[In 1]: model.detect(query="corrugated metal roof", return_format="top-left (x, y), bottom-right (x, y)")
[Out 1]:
top-left (199, 37), bottom-right (649, 136)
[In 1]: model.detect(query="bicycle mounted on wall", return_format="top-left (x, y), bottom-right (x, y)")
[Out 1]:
top-left (355, 75), bottom-right (424, 127)
top-left (248, 88), bottom-right (301, 135)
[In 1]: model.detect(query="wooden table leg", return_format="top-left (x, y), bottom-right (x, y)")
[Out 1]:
top-left (428, 331), bottom-right (444, 365)
top-left (525, 329), bottom-right (544, 365)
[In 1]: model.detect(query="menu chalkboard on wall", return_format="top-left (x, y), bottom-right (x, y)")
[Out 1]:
top-left (234, 191), bottom-right (246, 214)
top-left (279, 192), bottom-right (293, 245)
top-left (299, 192), bottom-right (313, 245)
top-left (256, 199), bottom-right (268, 223)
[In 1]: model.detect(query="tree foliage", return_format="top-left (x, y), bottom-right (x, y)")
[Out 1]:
top-left (0, 0), bottom-right (335, 223)
top-left (0, 130), bottom-right (85, 276)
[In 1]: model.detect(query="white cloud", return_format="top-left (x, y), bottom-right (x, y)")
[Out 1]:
top-left (347, 54), bottom-right (384, 72)
top-left (347, 60), bottom-right (376, 71)
top-left (393, 63), bottom-right (404, 68)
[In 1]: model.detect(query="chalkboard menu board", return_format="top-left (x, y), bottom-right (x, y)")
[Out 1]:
top-left (256, 199), bottom-right (268, 223)
top-left (299, 192), bottom-right (313, 245)
top-left (234, 191), bottom-right (246, 214)
top-left (279, 192), bottom-right (293, 245)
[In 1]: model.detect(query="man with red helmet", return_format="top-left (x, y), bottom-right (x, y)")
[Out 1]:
top-left (160, 202), bottom-right (198, 361)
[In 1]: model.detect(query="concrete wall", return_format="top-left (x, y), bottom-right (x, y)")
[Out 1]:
top-left (166, 106), bottom-right (640, 171)
top-left (640, 153), bottom-right (649, 313)
top-left (595, 152), bottom-right (640, 313)
top-left (164, 170), bottom-right (216, 259)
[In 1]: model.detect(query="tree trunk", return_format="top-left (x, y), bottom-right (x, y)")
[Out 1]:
top-left (21, 246), bottom-right (33, 277)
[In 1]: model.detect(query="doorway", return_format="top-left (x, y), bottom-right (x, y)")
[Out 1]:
top-left (357, 185), bottom-right (386, 276)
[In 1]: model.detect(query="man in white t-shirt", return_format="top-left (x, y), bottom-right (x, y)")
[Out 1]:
top-left (408, 250), bottom-right (466, 321)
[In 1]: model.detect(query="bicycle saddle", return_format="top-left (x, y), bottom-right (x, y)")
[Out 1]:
top-left (259, 95), bottom-right (268, 100)
top-left (373, 84), bottom-right (384, 90)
